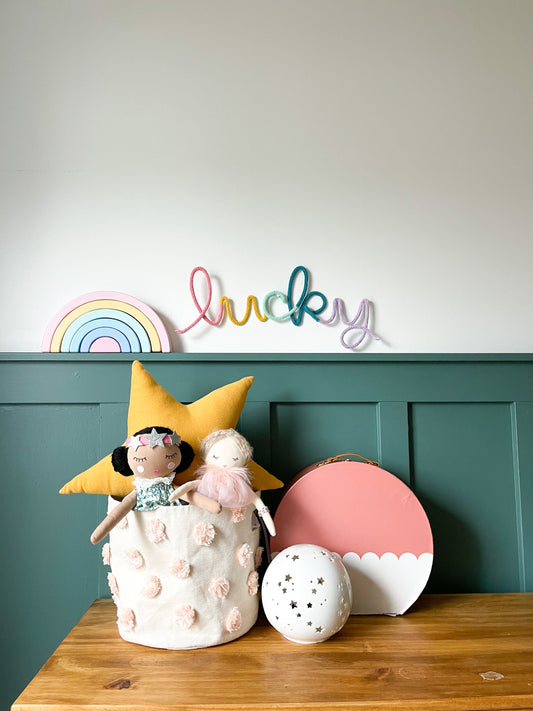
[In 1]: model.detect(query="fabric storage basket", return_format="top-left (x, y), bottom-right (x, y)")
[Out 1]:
top-left (102, 497), bottom-right (262, 649)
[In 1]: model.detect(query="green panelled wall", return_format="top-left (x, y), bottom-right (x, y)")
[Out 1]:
top-left (1, 353), bottom-right (532, 709)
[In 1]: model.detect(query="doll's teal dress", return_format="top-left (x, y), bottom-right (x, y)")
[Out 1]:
top-left (133, 475), bottom-right (183, 511)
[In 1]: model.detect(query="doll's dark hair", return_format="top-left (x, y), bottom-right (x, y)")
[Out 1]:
top-left (111, 426), bottom-right (195, 477)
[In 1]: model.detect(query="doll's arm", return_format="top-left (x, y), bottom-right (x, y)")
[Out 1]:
top-left (180, 489), bottom-right (221, 514)
top-left (251, 492), bottom-right (276, 537)
top-left (169, 481), bottom-right (222, 514)
top-left (90, 490), bottom-right (138, 545)
top-left (168, 480), bottom-right (197, 502)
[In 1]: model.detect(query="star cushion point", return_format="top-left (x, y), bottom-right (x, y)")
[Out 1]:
top-left (60, 361), bottom-right (283, 497)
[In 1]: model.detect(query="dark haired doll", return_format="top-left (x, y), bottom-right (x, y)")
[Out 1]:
top-left (90, 426), bottom-right (221, 544)
top-left (112, 426), bottom-right (194, 510)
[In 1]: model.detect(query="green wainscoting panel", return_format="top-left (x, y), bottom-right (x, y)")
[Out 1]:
top-left (1, 353), bottom-right (532, 710)
top-left (238, 401), bottom-right (272, 470)
top-left (270, 402), bottom-right (379, 487)
top-left (511, 401), bottom-right (533, 591)
top-left (410, 402), bottom-right (520, 593)
top-left (377, 401), bottom-right (411, 485)
top-left (0, 402), bottom-right (101, 711)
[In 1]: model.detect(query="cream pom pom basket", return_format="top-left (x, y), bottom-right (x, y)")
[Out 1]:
top-left (102, 498), bottom-right (262, 649)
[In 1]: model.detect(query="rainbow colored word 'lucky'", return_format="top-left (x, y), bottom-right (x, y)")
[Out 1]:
top-left (176, 266), bottom-right (380, 351)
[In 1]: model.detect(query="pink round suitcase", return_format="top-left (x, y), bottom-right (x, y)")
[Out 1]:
top-left (272, 455), bottom-right (433, 615)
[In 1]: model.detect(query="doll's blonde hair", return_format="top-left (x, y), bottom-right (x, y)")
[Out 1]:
top-left (199, 428), bottom-right (253, 464)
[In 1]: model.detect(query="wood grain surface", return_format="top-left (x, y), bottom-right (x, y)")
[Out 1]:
top-left (12, 594), bottom-right (533, 710)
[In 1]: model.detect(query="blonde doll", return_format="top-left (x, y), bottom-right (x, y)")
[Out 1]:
top-left (170, 428), bottom-right (276, 536)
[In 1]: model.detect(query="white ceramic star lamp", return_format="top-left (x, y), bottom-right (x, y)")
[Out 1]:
top-left (261, 544), bottom-right (352, 644)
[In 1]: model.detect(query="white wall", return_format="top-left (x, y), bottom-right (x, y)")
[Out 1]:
top-left (1, 0), bottom-right (532, 353)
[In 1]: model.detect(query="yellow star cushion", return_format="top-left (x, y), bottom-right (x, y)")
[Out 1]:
top-left (60, 360), bottom-right (283, 497)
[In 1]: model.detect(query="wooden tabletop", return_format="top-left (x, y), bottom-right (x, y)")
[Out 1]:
top-left (12, 593), bottom-right (533, 711)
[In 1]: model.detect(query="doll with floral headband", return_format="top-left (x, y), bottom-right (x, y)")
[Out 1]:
top-left (170, 428), bottom-right (276, 537)
top-left (90, 426), bottom-right (221, 544)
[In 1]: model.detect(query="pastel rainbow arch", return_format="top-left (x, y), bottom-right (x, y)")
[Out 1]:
top-left (42, 292), bottom-right (171, 353)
